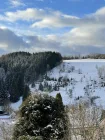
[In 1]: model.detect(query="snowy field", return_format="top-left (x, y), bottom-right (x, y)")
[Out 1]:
top-left (31, 59), bottom-right (105, 107)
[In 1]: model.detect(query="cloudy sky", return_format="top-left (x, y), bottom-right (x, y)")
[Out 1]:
top-left (0, 0), bottom-right (105, 56)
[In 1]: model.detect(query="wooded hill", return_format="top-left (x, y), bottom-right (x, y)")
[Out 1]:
top-left (0, 51), bottom-right (62, 103)
top-left (63, 54), bottom-right (105, 60)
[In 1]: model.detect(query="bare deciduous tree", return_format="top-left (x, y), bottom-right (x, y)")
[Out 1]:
top-left (67, 102), bottom-right (104, 140)
top-left (0, 121), bottom-right (14, 140)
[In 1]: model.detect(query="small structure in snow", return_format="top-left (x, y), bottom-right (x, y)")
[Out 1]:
top-left (0, 105), bottom-right (4, 114)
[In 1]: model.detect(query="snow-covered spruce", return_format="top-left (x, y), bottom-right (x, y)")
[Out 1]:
top-left (12, 93), bottom-right (68, 140)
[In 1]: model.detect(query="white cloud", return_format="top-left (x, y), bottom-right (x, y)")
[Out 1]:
top-left (0, 7), bottom-right (104, 29)
top-left (95, 7), bottom-right (105, 15)
top-left (9, 0), bottom-right (25, 7)
top-left (5, 8), bottom-right (46, 21)
top-left (62, 27), bottom-right (105, 47)
top-left (0, 8), bottom-right (79, 24)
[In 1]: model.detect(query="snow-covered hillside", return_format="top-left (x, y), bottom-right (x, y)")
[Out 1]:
top-left (31, 59), bottom-right (105, 107)
top-left (10, 59), bottom-right (105, 110)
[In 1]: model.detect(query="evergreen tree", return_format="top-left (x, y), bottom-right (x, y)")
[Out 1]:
top-left (55, 93), bottom-right (64, 113)
top-left (0, 79), bottom-right (8, 105)
top-left (39, 83), bottom-right (43, 91)
top-left (56, 93), bottom-right (63, 105)
top-left (100, 110), bottom-right (105, 121)
top-left (13, 94), bottom-right (67, 140)
top-left (17, 72), bottom-right (25, 97)
top-left (9, 79), bottom-right (20, 103)
top-left (22, 85), bottom-right (30, 101)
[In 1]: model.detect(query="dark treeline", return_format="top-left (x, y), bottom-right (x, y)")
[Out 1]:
top-left (0, 51), bottom-right (62, 103)
top-left (63, 54), bottom-right (105, 60)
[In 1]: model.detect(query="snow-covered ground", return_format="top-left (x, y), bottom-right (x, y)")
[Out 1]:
top-left (31, 59), bottom-right (105, 107)
top-left (0, 115), bottom-right (10, 119)
top-left (11, 97), bottom-right (22, 111)
top-left (64, 59), bottom-right (105, 62)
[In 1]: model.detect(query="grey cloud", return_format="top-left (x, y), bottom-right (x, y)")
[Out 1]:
top-left (0, 28), bottom-right (29, 51)
top-left (1, 27), bottom-right (105, 56)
